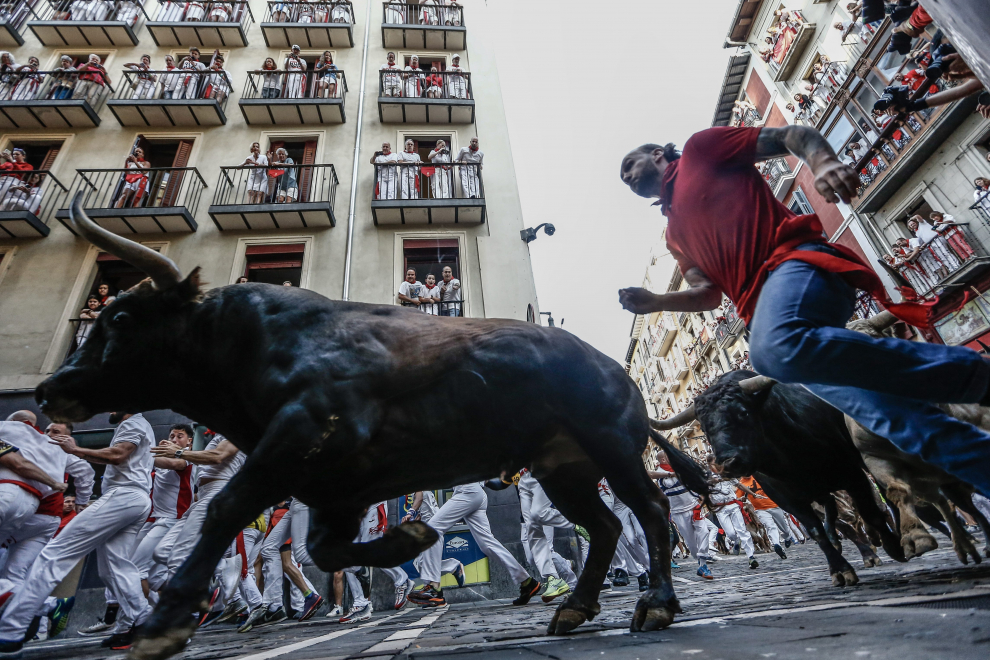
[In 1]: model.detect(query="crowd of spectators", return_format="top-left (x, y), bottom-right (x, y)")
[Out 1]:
top-left (0, 52), bottom-right (111, 104)
top-left (380, 51), bottom-right (468, 100)
top-left (74, 283), bottom-right (116, 347)
top-left (233, 142), bottom-right (301, 205)
top-left (267, 0), bottom-right (354, 24)
top-left (883, 210), bottom-right (976, 293)
top-left (384, 0), bottom-right (461, 27)
top-left (396, 266), bottom-right (462, 316)
top-left (372, 137), bottom-right (482, 201)
top-left (253, 47), bottom-right (340, 100)
top-left (50, 0), bottom-right (144, 25)
top-left (0, 148), bottom-right (43, 214)
top-left (123, 47), bottom-right (231, 103)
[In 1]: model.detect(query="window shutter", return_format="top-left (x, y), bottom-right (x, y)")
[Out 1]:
top-left (161, 139), bottom-right (194, 207)
top-left (298, 140), bottom-right (318, 203)
top-left (39, 147), bottom-right (60, 171)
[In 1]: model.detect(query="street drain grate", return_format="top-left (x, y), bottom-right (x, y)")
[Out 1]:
top-left (894, 595), bottom-right (990, 611)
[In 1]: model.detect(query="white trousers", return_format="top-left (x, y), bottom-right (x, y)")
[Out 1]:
top-left (0, 514), bottom-right (59, 594)
top-left (147, 516), bottom-right (185, 591)
top-left (715, 505), bottom-right (755, 558)
top-left (344, 505), bottom-right (407, 609)
top-left (519, 475), bottom-right (573, 579)
top-left (260, 506), bottom-right (321, 610)
top-left (166, 480), bottom-right (225, 579)
top-left (133, 517), bottom-right (180, 580)
top-left (755, 509), bottom-right (782, 546)
top-left (767, 508), bottom-right (797, 543)
top-left (671, 509), bottom-right (711, 562)
top-left (222, 527), bottom-right (263, 610)
top-left (420, 488), bottom-right (527, 585)
top-left (599, 489), bottom-right (644, 574)
top-left (0, 487), bottom-right (151, 638)
top-left (0, 485), bottom-right (39, 544)
top-left (459, 169), bottom-right (480, 198)
top-left (613, 499), bottom-right (650, 573)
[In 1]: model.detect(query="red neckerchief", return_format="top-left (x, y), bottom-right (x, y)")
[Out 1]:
top-left (653, 159), bottom-right (680, 214)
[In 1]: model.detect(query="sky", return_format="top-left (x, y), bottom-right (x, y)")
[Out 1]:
top-left (487, 0), bottom-right (741, 364)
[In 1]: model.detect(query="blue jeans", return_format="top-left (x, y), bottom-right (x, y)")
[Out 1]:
top-left (748, 244), bottom-right (990, 496)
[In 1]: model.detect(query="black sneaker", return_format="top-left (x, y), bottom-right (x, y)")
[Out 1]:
top-left (599, 582), bottom-right (612, 591)
top-left (636, 572), bottom-right (649, 592)
top-left (101, 627), bottom-right (136, 650)
top-left (512, 577), bottom-right (541, 606)
top-left (784, 539), bottom-right (792, 548)
top-left (77, 604), bottom-right (119, 636)
top-left (749, 557), bottom-right (760, 569)
top-left (773, 544), bottom-right (787, 559)
top-left (254, 607), bottom-right (287, 628)
top-left (0, 639), bottom-right (23, 659)
top-left (611, 568), bottom-right (630, 587)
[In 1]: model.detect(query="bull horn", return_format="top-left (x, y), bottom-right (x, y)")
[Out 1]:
top-left (738, 375), bottom-right (777, 395)
top-left (650, 405), bottom-right (696, 431)
top-left (68, 191), bottom-right (181, 290)
top-left (867, 310), bottom-right (898, 331)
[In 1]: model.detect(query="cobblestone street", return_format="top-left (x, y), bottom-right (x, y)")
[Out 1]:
top-left (26, 536), bottom-right (990, 660)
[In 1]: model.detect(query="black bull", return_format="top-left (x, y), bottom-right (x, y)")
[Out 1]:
top-left (38, 196), bottom-right (705, 660)
top-left (652, 370), bottom-right (907, 586)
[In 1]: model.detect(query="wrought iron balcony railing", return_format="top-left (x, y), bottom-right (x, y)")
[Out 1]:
top-left (400, 298), bottom-right (466, 317)
top-left (0, 169), bottom-right (69, 238)
top-left (108, 68), bottom-right (232, 126)
top-left (148, 0), bottom-right (254, 47)
top-left (240, 69), bottom-right (347, 124)
top-left (0, 68), bottom-right (115, 106)
top-left (372, 161), bottom-right (482, 201)
top-left (28, 0), bottom-right (149, 46)
top-left (379, 68), bottom-right (471, 100)
top-left (759, 157), bottom-right (792, 193)
top-left (265, 0), bottom-right (354, 24)
top-left (0, 0), bottom-right (33, 45)
top-left (383, 2), bottom-right (461, 27)
top-left (892, 223), bottom-right (984, 297)
top-left (209, 163), bottom-right (339, 230)
top-left (260, 1), bottom-right (354, 47)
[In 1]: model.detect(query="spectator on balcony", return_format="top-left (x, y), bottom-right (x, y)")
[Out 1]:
top-left (974, 178), bottom-right (990, 216)
top-left (420, 274), bottom-right (440, 315)
top-left (72, 54), bottom-right (110, 105)
top-left (439, 265), bottom-right (461, 317)
top-left (403, 55), bottom-right (424, 98)
top-left (160, 54), bottom-right (182, 99)
top-left (0, 173), bottom-right (42, 214)
top-left (270, 1), bottom-right (291, 22)
top-left (381, 52), bottom-right (401, 97)
top-left (930, 211), bottom-right (975, 261)
top-left (258, 57), bottom-right (280, 98)
top-left (184, 0), bottom-right (207, 21)
top-left (447, 54), bottom-right (468, 99)
top-left (237, 276), bottom-right (248, 283)
top-left (95, 283), bottom-right (115, 308)
top-left (843, 140), bottom-right (867, 164)
top-left (267, 148), bottom-right (297, 203)
top-left (208, 1), bottom-right (234, 22)
top-left (0, 52), bottom-right (17, 100)
top-left (296, 0), bottom-right (316, 23)
top-left (116, 0), bottom-right (142, 25)
top-left (50, 55), bottom-right (77, 100)
top-left (419, 0), bottom-right (440, 25)
top-left (75, 296), bottom-right (102, 347)
top-left (444, 0), bottom-right (461, 26)
top-left (0, 148), bottom-right (34, 202)
top-left (424, 66), bottom-right (443, 98)
top-left (114, 147), bottom-right (150, 209)
top-left (241, 142), bottom-right (269, 204)
top-left (70, 0), bottom-right (112, 21)
top-left (399, 139), bottom-right (421, 200)
top-left (908, 215), bottom-right (959, 275)
top-left (125, 55), bottom-right (157, 100)
top-left (397, 269), bottom-right (423, 308)
top-left (331, 0), bottom-right (351, 22)
top-left (175, 47), bottom-right (207, 100)
top-left (314, 52), bottom-right (338, 98)
top-left (372, 142), bottom-right (399, 199)
top-left (428, 139), bottom-right (452, 199)
top-left (203, 53), bottom-right (230, 103)
top-left (157, 1), bottom-right (186, 22)
top-left (384, 1), bottom-right (405, 24)
top-left (455, 137), bottom-right (482, 199)
top-left (282, 47), bottom-right (308, 98)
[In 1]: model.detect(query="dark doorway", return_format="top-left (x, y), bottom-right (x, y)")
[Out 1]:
top-left (403, 238), bottom-right (459, 284)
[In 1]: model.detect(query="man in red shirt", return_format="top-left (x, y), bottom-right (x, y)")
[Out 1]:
top-left (618, 125), bottom-right (990, 496)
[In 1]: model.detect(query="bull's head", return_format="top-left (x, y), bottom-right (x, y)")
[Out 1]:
top-left (35, 193), bottom-right (202, 423)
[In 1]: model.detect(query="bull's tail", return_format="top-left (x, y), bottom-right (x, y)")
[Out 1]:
top-left (650, 428), bottom-right (710, 497)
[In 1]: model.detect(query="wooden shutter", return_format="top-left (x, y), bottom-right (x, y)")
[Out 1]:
top-left (298, 140), bottom-right (318, 203)
top-left (39, 146), bottom-right (60, 171)
top-left (161, 139), bottom-right (194, 208)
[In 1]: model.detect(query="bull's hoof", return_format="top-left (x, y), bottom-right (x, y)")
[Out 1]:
top-left (547, 595), bottom-right (599, 636)
top-left (630, 587), bottom-right (681, 633)
top-left (830, 567), bottom-right (859, 587)
top-left (862, 552), bottom-right (882, 568)
top-left (129, 621), bottom-right (195, 660)
top-left (953, 536), bottom-right (982, 565)
top-left (901, 528), bottom-right (937, 560)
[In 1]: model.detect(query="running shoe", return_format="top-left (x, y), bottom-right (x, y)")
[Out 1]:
top-left (512, 577), bottom-right (541, 606)
top-left (394, 580), bottom-right (413, 610)
top-left (48, 597), bottom-right (74, 638)
top-left (299, 593), bottom-right (324, 621)
top-left (0, 639), bottom-right (22, 659)
top-left (237, 607), bottom-right (267, 633)
top-left (573, 525), bottom-right (591, 543)
top-left (197, 584), bottom-right (222, 626)
top-left (696, 565), bottom-right (714, 580)
top-left (732, 541), bottom-right (740, 556)
top-left (636, 572), bottom-right (649, 592)
top-left (785, 538), bottom-right (792, 548)
top-left (253, 607), bottom-right (287, 628)
top-left (600, 582), bottom-right (612, 591)
top-left (452, 562), bottom-right (466, 587)
top-left (325, 604), bottom-right (343, 619)
top-left (611, 568), bottom-right (630, 587)
top-left (101, 626), bottom-right (136, 650)
top-left (670, 561), bottom-right (680, 569)
top-left (540, 576), bottom-right (570, 603)
top-left (749, 557), bottom-right (760, 569)
top-left (198, 608), bottom-right (225, 628)
top-left (77, 604), bottom-right (119, 636)
top-left (339, 603), bottom-right (372, 624)
top-left (773, 544), bottom-right (787, 559)
top-left (407, 585), bottom-right (445, 606)
top-left (215, 599), bottom-right (248, 624)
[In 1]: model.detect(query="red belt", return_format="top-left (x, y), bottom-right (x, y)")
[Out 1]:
top-left (0, 479), bottom-right (42, 499)
top-left (236, 531), bottom-right (248, 579)
top-left (37, 492), bottom-right (63, 517)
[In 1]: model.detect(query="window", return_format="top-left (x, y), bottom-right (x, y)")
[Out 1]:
top-left (403, 238), bottom-right (459, 284)
top-left (122, 136), bottom-right (195, 208)
top-left (93, 252), bottom-right (153, 298)
top-left (4, 139), bottom-right (63, 170)
top-left (789, 188), bottom-right (814, 215)
top-left (266, 138), bottom-right (318, 203)
top-left (243, 243), bottom-right (305, 287)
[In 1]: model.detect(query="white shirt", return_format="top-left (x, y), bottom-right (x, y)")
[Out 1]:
top-left (420, 284), bottom-right (440, 314)
top-left (65, 454), bottom-right (95, 506)
top-left (398, 280), bottom-right (423, 305)
top-left (913, 220), bottom-right (940, 244)
top-left (439, 277), bottom-right (461, 302)
top-left (455, 147), bottom-right (483, 167)
top-left (151, 460), bottom-right (194, 519)
top-left (709, 479), bottom-right (740, 506)
top-left (419, 490), bottom-right (439, 522)
top-left (197, 434), bottom-right (245, 482)
top-left (103, 413), bottom-right (155, 493)
top-left (0, 421), bottom-right (66, 499)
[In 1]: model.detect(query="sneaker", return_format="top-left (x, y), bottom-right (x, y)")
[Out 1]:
top-left (611, 568), bottom-right (630, 587)
top-left (670, 561), bottom-right (680, 569)
top-left (299, 593), bottom-right (324, 621)
top-left (540, 576), bottom-right (571, 603)
top-left (573, 525), bottom-right (591, 543)
top-left (77, 604), bottom-right (119, 636)
top-left (101, 626), bottom-right (136, 650)
top-left (452, 562), bottom-right (466, 587)
top-left (636, 572), bottom-right (649, 592)
top-left (394, 580), bottom-right (413, 610)
top-left (696, 565), bottom-right (714, 580)
top-left (774, 544), bottom-right (787, 559)
top-left (785, 539), bottom-right (792, 548)
top-left (339, 603), bottom-right (372, 624)
top-left (407, 585), bottom-right (445, 606)
top-left (48, 597), bottom-right (75, 638)
top-left (215, 599), bottom-right (248, 625)
top-left (253, 607), bottom-right (287, 628)
top-left (198, 584), bottom-right (222, 626)
top-left (325, 604), bottom-right (343, 619)
top-left (749, 557), bottom-right (760, 569)
top-left (512, 577), bottom-right (541, 606)
top-left (0, 639), bottom-right (22, 658)
top-left (237, 607), bottom-right (267, 633)
top-left (198, 608), bottom-right (225, 628)
top-left (706, 554), bottom-right (719, 562)
top-left (599, 582), bottom-right (611, 591)
top-left (732, 542), bottom-right (740, 556)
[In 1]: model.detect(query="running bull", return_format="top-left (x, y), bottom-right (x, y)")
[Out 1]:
top-left (651, 369), bottom-right (907, 586)
top-left (36, 195), bottom-right (707, 660)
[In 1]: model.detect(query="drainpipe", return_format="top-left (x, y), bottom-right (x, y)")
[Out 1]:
top-left (342, 0), bottom-right (373, 301)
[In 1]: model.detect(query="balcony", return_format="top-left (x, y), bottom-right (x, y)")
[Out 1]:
top-left (0, 69), bottom-right (113, 129)
top-left (891, 224), bottom-right (990, 298)
top-left (239, 70), bottom-right (346, 125)
top-left (147, 1), bottom-right (254, 48)
top-left (108, 69), bottom-right (231, 127)
top-left (378, 69), bottom-right (473, 124)
top-left (261, 1), bottom-right (354, 48)
top-left (28, 0), bottom-right (147, 47)
top-left (209, 164), bottom-right (339, 231)
top-left (55, 167), bottom-right (206, 234)
top-left (382, 2), bottom-right (464, 50)
top-left (0, 170), bottom-right (69, 238)
top-left (1, 1), bottom-right (33, 46)
top-left (767, 19), bottom-right (816, 82)
top-left (372, 162), bottom-right (484, 226)
top-left (759, 157), bottom-right (793, 200)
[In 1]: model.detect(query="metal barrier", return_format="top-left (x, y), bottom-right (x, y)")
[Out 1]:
top-left (152, 0), bottom-right (253, 25)
top-left (111, 68), bottom-right (233, 108)
top-left (0, 0), bottom-right (33, 33)
top-left (893, 223), bottom-right (983, 296)
top-left (212, 163), bottom-right (339, 207)
top-left (0, 68), bottom-right (114, 109)
top-left (242, 68), bottom-right (347, 101)
top-left (0, 168), bottom-right (69, 226)
top-left (65, 166), bottom-right (207, 213)
top-left (971, 190), bottom-right (990, 229)
top-left (378, 68), bottom-right (470, 99)
top-left (760, 157), bottom-right (791, 191)
top-left (383, 2), bottom-right (462, 26)
top-left (264, 0), bottom-right (354, 23)
top-left (400, 297), bottom-right (465, 316)
top-left (30, 0), bottom-right (149, 27)
top-left (372, 161), bottom-right (482, 200)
